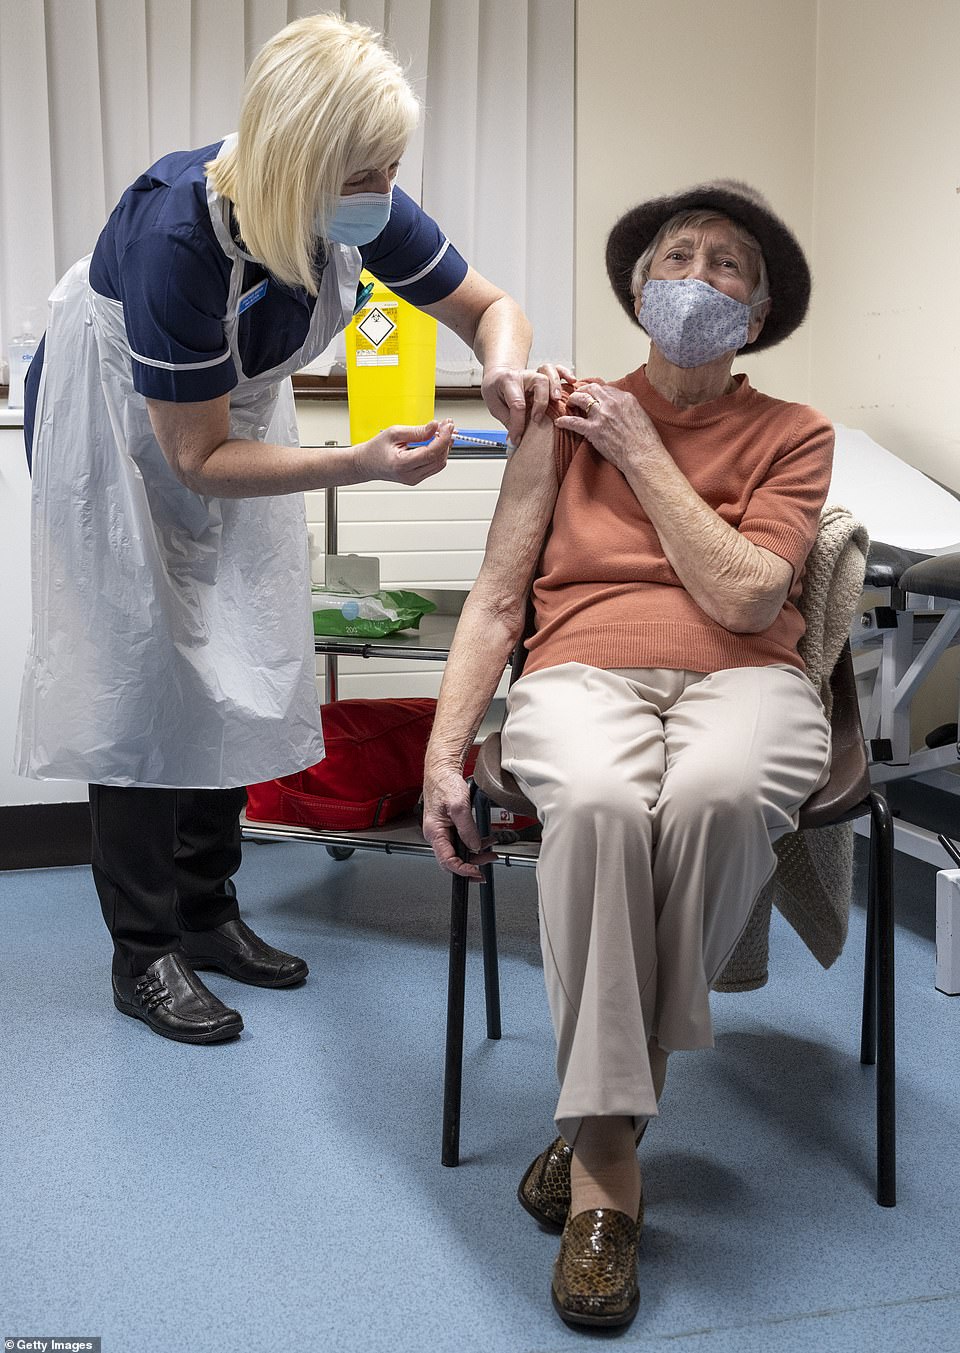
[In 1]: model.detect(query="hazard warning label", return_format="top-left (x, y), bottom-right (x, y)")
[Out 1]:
top-left (355, 302), bottom-right (399, 365)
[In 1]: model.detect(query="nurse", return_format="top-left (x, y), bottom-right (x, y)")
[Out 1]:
top-left (17, 12), bottom-right (545, 1044)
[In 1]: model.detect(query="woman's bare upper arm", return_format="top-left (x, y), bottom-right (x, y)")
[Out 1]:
top-left (145, 394), bottom-right (230, 481)
top-left (473, 415), bottom-right (560, 606)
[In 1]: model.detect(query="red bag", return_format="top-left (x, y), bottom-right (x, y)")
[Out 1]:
top-left (246, 698), bottom-right (437, 831)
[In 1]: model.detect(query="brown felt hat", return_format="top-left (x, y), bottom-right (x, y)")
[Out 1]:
top-left (605, 179), bottom-right (811, 353)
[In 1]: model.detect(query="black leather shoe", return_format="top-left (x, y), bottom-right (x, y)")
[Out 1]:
top-left (179, 917), bottom-right (308, 988)
top-left (112, 952), bottom-right (243, 1044)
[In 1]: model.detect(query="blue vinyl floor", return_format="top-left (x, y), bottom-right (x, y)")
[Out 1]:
top-left (1, 836), bottom-right (958, 1353)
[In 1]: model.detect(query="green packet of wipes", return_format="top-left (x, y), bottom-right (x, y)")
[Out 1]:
top-left (311, 587), bottom-right (437, 637)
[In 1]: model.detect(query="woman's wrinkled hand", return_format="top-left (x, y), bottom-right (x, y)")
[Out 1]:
top-left (481, 364), bottom-right (575, 444)
top-left (554, 383), bottom-right (661, 471)
top-left (422, 760), bottom-right (496, 880)
top-left (356, 419), bottom-right (454, 485)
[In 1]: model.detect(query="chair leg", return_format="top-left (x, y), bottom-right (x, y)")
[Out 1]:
top-left (442, 871), bottom-right (469, 1167)
top-left (870, 790), bottom-right (896, 1206)
top-left (475, 790), bottom-right (502, 1041)
top-left (860, 815), bottom-right (878, 1067)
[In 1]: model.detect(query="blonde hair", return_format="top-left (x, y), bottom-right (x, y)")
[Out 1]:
top-left (630, 209), bottom-right (769, 306)
top-left (207, 12), bottom-right (419, 294)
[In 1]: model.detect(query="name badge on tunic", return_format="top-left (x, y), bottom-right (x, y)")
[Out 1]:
top-left (238, 279), bottom-right (269, 315)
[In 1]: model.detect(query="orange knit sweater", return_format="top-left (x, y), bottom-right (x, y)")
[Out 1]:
top-left (523, 366), bottom-right (834, 677)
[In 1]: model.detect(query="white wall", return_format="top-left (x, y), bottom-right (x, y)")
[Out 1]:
top-left (574, 0), bottom-right (819, 402)
top-left (809, 0), bottom-right (960, 489)
top-left (574, 0), bottom-right (960, 485)
top-left (808, 0), bottom-right (960, 740)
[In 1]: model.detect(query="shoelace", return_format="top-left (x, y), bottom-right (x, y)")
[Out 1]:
top-left (135, 975), bottom-right (171, 1011)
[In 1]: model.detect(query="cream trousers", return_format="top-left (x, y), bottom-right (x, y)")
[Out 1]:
top-left (500, 662), bottom-right (832, 1144)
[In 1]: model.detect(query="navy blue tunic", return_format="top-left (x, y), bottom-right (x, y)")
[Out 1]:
top-left (25, 140), bottom-right (467, 464)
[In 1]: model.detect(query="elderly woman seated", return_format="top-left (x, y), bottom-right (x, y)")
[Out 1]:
top-left (422, 180), bottom-right (834, 1330)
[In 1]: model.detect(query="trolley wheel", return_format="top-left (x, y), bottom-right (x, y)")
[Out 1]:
top-left (325, 845), bottom-right (356, 861)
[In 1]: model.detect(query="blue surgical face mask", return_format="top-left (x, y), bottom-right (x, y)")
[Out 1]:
top-left (638, 277), bottom-right (756, 368)
top-left (324, 189), bottom-right (393, 246)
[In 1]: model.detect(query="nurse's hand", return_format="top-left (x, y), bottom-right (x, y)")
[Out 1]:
top-left (356, 419), bottom-right (454, 485)
top-left (482, 367), bottom-right (572, 444)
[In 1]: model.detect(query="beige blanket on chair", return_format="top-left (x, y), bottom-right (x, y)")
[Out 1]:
top-left (714, 504), bottom-right (870, 991)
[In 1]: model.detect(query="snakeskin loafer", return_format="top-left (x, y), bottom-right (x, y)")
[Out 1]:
top-left (518, 1121), bottom-right (649, 1231)
top-left (551, 1205), bottom-right (643, 1328)
top-left (517, 1135), bottom-right (572, 1230)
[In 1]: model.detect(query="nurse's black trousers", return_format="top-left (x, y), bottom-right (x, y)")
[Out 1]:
top-left (88, 785), bottom-right (246, 976)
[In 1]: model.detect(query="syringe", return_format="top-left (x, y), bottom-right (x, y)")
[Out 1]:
top-left (452, 429), bottom-right (517, 452)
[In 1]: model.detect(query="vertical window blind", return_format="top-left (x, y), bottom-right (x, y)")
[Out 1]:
top-left (0, 0), bottom-right (573, 387)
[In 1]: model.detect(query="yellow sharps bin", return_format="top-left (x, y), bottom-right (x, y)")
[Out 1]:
top-left (345, 270), bottom-right (438, 443)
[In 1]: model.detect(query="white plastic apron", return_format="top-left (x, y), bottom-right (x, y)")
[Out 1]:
top-left (17, 137), bottom-right (362, 787)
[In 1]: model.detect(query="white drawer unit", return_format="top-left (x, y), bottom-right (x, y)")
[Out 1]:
top-left (305, 447), bottom-right (508, 700)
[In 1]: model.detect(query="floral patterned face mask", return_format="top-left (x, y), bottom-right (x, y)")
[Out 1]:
top-left (638, 277), bottom-right (754, 368)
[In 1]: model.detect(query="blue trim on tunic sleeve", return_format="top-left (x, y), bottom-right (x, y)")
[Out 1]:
top-left (131, 354), bottom-right (239, 403)
top-left (360, 187), bottom-right (468, 305)
top-left (89, 145), bottom-right (241, 404)
top-left (114, 225), bottom-right (238, 402)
